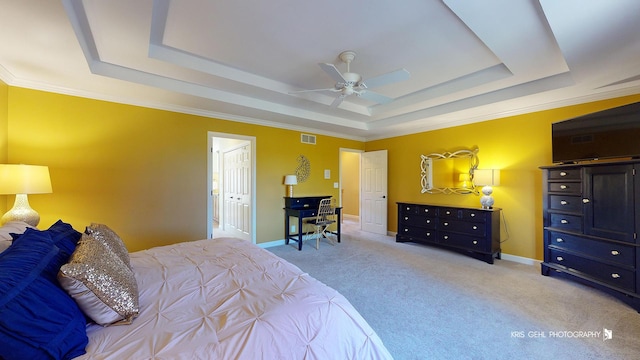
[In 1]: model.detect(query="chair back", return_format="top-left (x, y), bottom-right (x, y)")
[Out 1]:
top-left (316, 198), bottom-right (335, 223)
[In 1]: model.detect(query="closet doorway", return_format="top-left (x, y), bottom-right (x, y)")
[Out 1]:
top-left (207, 132), bottom-right (256, 243)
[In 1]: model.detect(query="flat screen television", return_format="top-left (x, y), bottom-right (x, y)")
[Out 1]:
top-left (552, 101), bottom-right (640, 163)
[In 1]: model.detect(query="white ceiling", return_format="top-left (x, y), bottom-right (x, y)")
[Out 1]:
top-left (1, 0), bottom-right (639, 141)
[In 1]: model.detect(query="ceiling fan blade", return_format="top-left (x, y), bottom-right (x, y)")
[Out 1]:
top-left (361, 68), bottom-right (410, 89)
top-left (331, 94), bottom-right (346, 108)
top-left (289, 88), bottom-right (338, 94)
top-left (319, 63), bottom-right (347, 83)
top-left (358, 90), bottom-right (393, 104)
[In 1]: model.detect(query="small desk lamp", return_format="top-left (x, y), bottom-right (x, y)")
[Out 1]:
top-left (284, 175), bottom-right (297, 197)
top-left (0, 164), bottom-right (52, 226)
top-left (474, 169), bottom-right (500, 209)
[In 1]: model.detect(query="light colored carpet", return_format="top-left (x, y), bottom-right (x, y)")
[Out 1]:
top-left (267, 219), bottom-right (640, 360)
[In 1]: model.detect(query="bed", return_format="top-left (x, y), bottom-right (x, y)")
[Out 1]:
top-left (0, 220), bottom-right (393, 360)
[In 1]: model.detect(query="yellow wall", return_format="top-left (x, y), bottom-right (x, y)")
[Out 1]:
top-left (366, 94), bottom-right (640, 260)
top-left (6, 87), bottom-right (363, 251)
top-left (5, 84), bottom-right (640, 260)
top-left (0, 80), bottom-right (7, 214)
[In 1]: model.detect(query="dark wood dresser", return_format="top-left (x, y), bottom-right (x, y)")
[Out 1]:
top-left (396, 202), bottom-right (501, 264)
top-left (540, 161), bottom-right (640, 312)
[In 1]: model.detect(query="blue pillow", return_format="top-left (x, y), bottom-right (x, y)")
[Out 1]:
top-left (46, 220), bottom-right (82, 261)
top-left (9, 220), bottom-right (81, 263)
top-left (0, 230), bottom-right (88, 360)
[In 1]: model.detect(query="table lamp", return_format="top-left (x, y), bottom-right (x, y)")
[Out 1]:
top-left (474, 169), bottom-right (500, 209)
top-left (0, 164), bottom-right (52, 226)
top-left (284, 175), bottom-right (297, 197)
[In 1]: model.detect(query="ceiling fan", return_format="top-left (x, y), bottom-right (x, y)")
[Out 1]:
top-left (291, 50), bottom-right (410, 108)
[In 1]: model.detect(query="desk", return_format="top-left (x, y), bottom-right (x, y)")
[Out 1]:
top-left (284, 196), bottom-right (342, 250)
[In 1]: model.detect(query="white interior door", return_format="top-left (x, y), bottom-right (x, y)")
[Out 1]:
top-left (223, 143), bottom-right (251, 241)
top-left (361, 150), bottom-right (388, 235)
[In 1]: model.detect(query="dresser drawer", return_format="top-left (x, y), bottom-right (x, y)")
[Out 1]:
top-left (550, 249), bottom-right (635, 292)
top-left (415, 205), bottom-right (437, 216)
top-left (548, 182), bottom-right (581, 194)
top-left (439, 208), bottom-right (459, 218)
top-left (549, 213), bottom-right (582, 232)
top-left (399, 203), bottom-right (419, 215)
top-left (399, 226), bottom-right (436, 240)
top-left (548, 168), bottom-right (581, 180)
top-left (547, 231), bottom-right (635, 267)
top-left (549, 195), bottom-right (583, 213)
top-left (440, 232), bottom-right (488, 252)
top-left (459, 209), bottom-right (486, 222)
top-left (399, 214), bottom-right (437, 229)
top-left (440, 219), bottom-right (486, 236)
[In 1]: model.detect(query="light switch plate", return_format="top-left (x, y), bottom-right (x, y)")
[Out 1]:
top-left (324, 169), bottom-right (330, 179)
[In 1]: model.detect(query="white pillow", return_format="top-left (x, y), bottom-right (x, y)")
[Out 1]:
top-left (0, 221), bottom-right (36, 253)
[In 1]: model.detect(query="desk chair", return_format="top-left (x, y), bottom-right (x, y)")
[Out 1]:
top-left (305, 198), bottom-right (337, 249)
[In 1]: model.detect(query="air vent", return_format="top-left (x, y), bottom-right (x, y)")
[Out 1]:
top-left (301, 133), bottom-right (316, 144)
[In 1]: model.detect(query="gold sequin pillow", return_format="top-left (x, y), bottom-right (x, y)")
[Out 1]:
top-left (85, 223), bottom-right (131, 269)
top-left (58, 233), bottom-right (139, 326)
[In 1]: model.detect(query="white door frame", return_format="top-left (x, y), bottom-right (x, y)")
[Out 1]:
top-left (207, 131), bottom-right (256, 244)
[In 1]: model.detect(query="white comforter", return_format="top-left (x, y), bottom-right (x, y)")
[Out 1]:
top-left (77, 237), bottom-right (393, 359)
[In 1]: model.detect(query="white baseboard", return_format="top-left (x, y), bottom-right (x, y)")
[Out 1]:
top-left (500, 253), bottom-right (539, 266)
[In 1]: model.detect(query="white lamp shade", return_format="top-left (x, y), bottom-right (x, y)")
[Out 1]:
top-left (474, 169), bottom-right (500, 187)
top-left (0, 164), bottom-right (52, 194)
top-left (283, 175), bottom-right (298, 185)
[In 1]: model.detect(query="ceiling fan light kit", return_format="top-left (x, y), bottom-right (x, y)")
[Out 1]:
top-left (291, 50), bottom-right (410, 108)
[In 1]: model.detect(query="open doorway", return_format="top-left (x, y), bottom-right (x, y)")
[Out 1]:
top-left (207, 132), bottom-right (256, 243)
top-left (340, 148), bottom-right (389, 235)
top-left (339, 148), bottom-right (363, 227)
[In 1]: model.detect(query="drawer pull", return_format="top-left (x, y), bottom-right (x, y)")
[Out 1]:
top-left (406, 207), bottom-right (410, 211)
top-left (424, 209), bottom-right (429, 213)
top-left (425, 219), bottom-right (431, 224)
top-left (556, 238), bottom-right (564, 243)
top-left (426, 232), bottom-right (431, 236)
top-left (560, 185), bottom-right (567, 189)
top-left (443, 222), bottom-right (449, 226)
top-left (472, 240), bottom-right (478, 245)
top-left (446, 211), bottom-right (451, 215)
top-left (470, 213), bottom-right (476, 217)
top-left (443, 235), bottom-right (449, 240)
top-left (404, 228), bottom-right (409, 232)
top-left (556, 256), bottom-right (564, 261)
top-left (472, 225), bottom-right (478, 230)
top-left (560, 200), bottom-right (568, 205)
top-left (560, 171), bottom-right (567, 177)
top-left (582, 198), bottom-right (590, 204)
top-left (611, 250), bottom-right (620, 256)
top-left (611, 273), bottom-right (620, 279)
top-left (404, 216), bottom-right (409, 220)
top-left (560, 219), bottom-right (569, 224)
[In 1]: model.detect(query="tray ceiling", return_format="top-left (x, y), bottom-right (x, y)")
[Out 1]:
top-left (1, 0), bottom-right (639, 140)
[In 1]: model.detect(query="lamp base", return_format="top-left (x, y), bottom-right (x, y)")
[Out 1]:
top-left (1, 194), bottom-right (40, 227)
top-left (479, 186), bottom-right (495, 209)
top-left (286, 185), bottom-right (294, 198)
